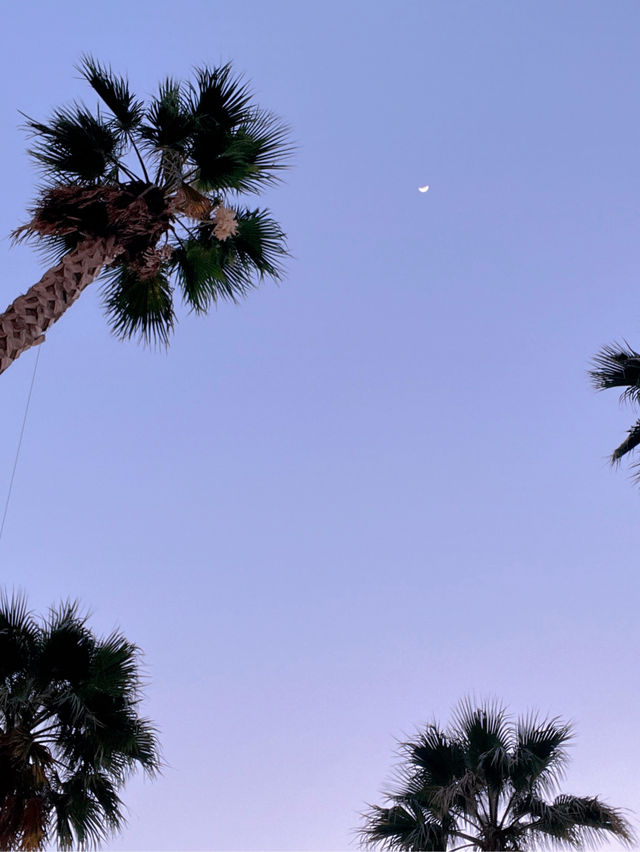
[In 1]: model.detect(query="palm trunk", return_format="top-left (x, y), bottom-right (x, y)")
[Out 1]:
top-left (0, 236), bottom-right (122, 375)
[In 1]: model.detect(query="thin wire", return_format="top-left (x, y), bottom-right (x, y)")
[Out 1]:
top-left (0, 346), bottom-right (41, 541)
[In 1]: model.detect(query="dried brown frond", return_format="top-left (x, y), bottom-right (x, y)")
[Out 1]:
top-left (14, 185), bottom-right (121, 239)
top-left (172, 183), bottom-right (213, 220)
top-left (12, 183), bottom-right (173, 275)
top-left (14, 183), bottom-right (170, 243)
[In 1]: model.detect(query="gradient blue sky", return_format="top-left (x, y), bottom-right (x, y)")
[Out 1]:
top-left (0, 2), bottom-right (639, 849)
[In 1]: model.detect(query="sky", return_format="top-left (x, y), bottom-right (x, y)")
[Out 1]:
top-left (0, 1), bottom-right (639, 849)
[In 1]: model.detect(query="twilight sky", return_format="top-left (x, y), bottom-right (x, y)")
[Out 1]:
top-left (0, 2), bottom-right (639, 849)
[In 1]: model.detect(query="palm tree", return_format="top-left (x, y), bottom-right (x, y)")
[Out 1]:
top-left (359, 699), bottom-right (633, 851)
top-left (0, 593), bottom-right (160, 850)
top-left (590, 342), bottom-right (640, 476)
top-left (0, 56), bottom-right (290, 375)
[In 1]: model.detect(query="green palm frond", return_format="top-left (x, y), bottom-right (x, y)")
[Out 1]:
top-left (90, 633), bottom-right (140, 699)
top-left (52, 771), bottom-right (120, 850)
top-left (451, 698), bottom-right (512, 786)
top-left (590, 343), bottom-right (640, 470)
top-left (23, 232), bottom-right (82, 266)
top-left (172, 208), bottom-right (286, 311)
top-left (24, 105), bottom-right (123, 184)
top-left (140, 79), bottom-right (193, 162)
top-left (78, 56), bottom-right (143, 134)
top-left (0, 592), bottom-right (39, 682)
top-left (511, 714), bottom-right (572, 794)
top-left (359, 802), bottom-right (448, 852)
top-left (102, 263), bottom-right (175, 346)
top-left (189, 64), bottom-right (253, 128)
top-left (531, 795), bottom-right (635, 848)
top-left (235, 107), bottom-right (292, 186)
top-left (185, 64), bottom-right (292, 192)
top-left (38, 606), bottom-right (94, 691)
top-left (191, 110), bottom-right (291, 192)
top-left (590, 342), bottom-right (640, 403)
top-left (233, 207), bottom-right (288, 276)
top-left (405, 725), bottom-right (467, 789)
top-left (171, 237), bottom-right (229, 311)
top-left (138, 78), bottom-right (193, 191)
top-left (610, 419), bottom-right (640, 466)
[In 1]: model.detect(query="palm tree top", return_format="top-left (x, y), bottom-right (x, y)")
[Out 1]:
top-left (360, 698), bottom-right (633, 851)
top-left (25, 56), bottom-right (291, 191)
top-left (0, 592), bottom-right (160, 849)
top-left (13, 56), bottom-right (292, 346)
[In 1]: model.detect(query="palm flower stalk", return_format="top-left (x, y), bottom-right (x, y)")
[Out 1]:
top-left (0, 57), bottom-right (291, 375)
top-left (359, 699), bottom-right (633, 851)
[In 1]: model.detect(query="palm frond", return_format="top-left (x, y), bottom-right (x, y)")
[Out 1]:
top-left (590, 342), bottom-right (640, 403)
top-left (0, 592), bottom-right (39, 683)
top-left (24, 105), bottom-right (123, 184)
top-left (189, 64), bottom-right (253, 128)
top-left (38, 602), bottom-right (94, 692)
top-left (78, 55), bottom-right (143, 134)
top-left (403, 725), bottom-right (467, 790)
top-left (0, 591), bottom-right (37, 639)
top-left (511, 714), bottom-right (572, 794)
top-left (172, 209), bottom-right (285, 311)
top-left (235, 107), bottom-right (293, 187)
top-left (359, 802), bottom-right (448, 852)
top-left (140, 79), bottom-right (193, 185)
top-left (530, 794), bottom-right (635, 849)
top-left (191, 108), bottom-right (291, 193)
top-left (171, 237), bottom-right (229, 312)
top-left (450, 697), bottom-right (512, 784)
top-left (22, 232), bottom-right (82, 266)
top-left (173, 183), bottom-right (214, 220)
top-left (141, 78), bottom-right (192, 150)
top-left (185, 64), bottom-right (291, 192)
top-left (589, 343), bottom-right (640, 470)
top-left (101, 262), bottom-right (175, 346)
top-left (610, 419), bottom-right (640, 465)
top-left (233, 207), bottom-right (288, 277)
top-left (52, 772), bottom-right (117, 850)
top-left (90, 633), bottom-right (141, 700)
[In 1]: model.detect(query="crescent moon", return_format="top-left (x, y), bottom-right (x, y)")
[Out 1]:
top-left (418, 185), bottom-right (430, 193)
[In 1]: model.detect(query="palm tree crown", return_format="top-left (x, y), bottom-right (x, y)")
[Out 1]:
top-left (0, 594), bottom-right (160, 850)
top-left (0, 56), bottom-right (290, 372)
top-left (359, 699), bottom-right (633, 851)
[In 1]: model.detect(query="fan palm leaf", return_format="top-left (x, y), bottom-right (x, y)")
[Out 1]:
top-left (510, 713), bottom-right (571, 795)
top-left (78, 55), bottom-right (143, 135)
top-left (24, 106), bottom-right (124, 184)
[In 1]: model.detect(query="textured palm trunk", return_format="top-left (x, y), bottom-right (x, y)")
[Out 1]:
top-left (0, 236), bottom-right (121, 375)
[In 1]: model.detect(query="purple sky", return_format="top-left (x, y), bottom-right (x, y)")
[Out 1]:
top-left (0, 2), bottom-right (639, 849)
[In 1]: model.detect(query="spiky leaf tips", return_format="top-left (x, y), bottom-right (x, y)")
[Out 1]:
top-left (359, 699), bottom-right (634, 852)
top-left (590, 342), bottom-right (640, 476)
top-left (0, 593), bottom-right (160, 851)
top-left (79, 56), bottom-right (144, 134)
top-left (15, 57), bottom-right (291, 349)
